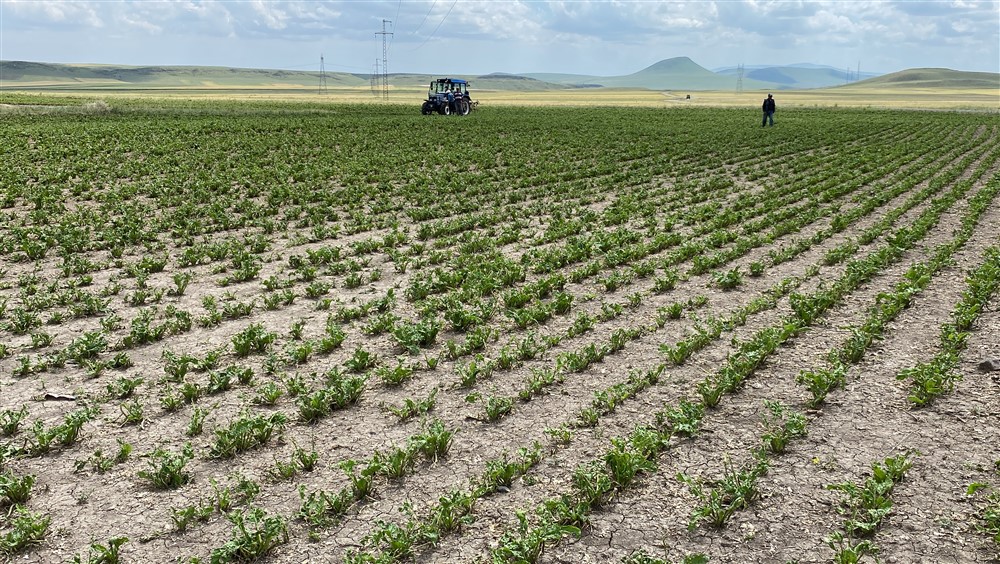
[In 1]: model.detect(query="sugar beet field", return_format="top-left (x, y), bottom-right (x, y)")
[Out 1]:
top-left (1, 102), bottom-right (999, 563)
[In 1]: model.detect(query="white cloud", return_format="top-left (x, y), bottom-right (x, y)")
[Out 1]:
top-left (5, 0), bottom-right (104, 28)
top-left (250, 0), bottom-right (288, 30)
top-left (115, 13), bottom-right (162, 34)
top-left (806, 9), bottom-right (855, 34)
top-left (417, 0), bottom-right (543, 42)
top-left (0, 0), bottom-right (996, 73)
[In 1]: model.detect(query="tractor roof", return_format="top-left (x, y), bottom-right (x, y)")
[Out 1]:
top-left (434, 78), bottom-right (468, 85)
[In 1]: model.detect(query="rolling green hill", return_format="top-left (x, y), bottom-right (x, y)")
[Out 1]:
top-left (747, 66), bottom-right (846, 89)
top-left (722, 66), bottom-right (857, 89)
top-left (600, 57), bottom-right (768, 90)
top-left (0, 61), bottom-right (366, 89)
top-left (1, 59), bottom-right (996, 95)
top-left (386, 73), bottom-right (569, 92)
top-left (523, 57), bottom-right (866, 90)
top-left (850, 68), bottom-right (999, 89)
top-left (512, 72), bottom-right (605, 87)
top-left (523, 57), bottom-right (766, 90)
top-left (0, 61), bottom-right (570, 92)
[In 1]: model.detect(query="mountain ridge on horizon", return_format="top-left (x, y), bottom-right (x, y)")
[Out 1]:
top-left (1, 56), bottom-right (996, 92)
top-left (515, 56), bottom-right (996, 91)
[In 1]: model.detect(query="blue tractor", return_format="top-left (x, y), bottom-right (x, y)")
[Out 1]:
top-left (421, 78), bottom-right (476, 116)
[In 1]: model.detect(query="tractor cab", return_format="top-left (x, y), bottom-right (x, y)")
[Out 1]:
top-left (422, 78), bottom-right (476, 116)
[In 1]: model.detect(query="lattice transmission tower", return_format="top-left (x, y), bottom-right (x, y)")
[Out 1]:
top-left (375, 19), bottom-right (393, 101)
top-left (319, 54), bottom-right (328, 95)
top-left (736, 63), bottom-right (744, 95)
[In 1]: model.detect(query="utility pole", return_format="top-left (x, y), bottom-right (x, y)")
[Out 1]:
top-left (319, 54), bottom-right (328, 95)
top-left (375, 19), bottom-right (393, 101)
top-left (736, 63), bottom-right (744, 95)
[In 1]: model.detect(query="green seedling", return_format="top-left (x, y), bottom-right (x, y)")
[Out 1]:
top-left (71, 536), bottom-right (129, 564)
top-left (760, 400), bottom-right (807, 453)
top-left (411, 418), bottom-right (455, 461)
top-left (251, 381), bottom-right (284, 406)
top-left (0, 471), bottom-right (36, 506)
top-left (210, 506), bottom-right (288, 562)
top-left (0, 406), bottom-right (28, 437)
top-left (209, 412), bottom-right (287, 459)
top-left (171, 503), bottom-right (213, 532)
top-left (0, 506), bottom-right (51, 554)
top-left (386, 389), bottom-right (438, 421)
top-left (138, 443), bottom-right (194, 490)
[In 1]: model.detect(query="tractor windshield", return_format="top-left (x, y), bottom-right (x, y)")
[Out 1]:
top-left (432, 81), bottom-right (466, 95)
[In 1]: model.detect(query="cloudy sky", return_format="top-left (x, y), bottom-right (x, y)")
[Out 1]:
top-left (1, 1), bottom-right (997, 76)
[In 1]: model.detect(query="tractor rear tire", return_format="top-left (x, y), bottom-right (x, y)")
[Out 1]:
top-left (457, 100), bottom-right (470, 116)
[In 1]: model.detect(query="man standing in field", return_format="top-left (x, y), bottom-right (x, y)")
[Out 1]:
top-left (762, 93), bottom-right (776, 127)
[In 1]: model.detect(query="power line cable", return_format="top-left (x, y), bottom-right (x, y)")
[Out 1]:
top-left (389, 0), bottom-right (402, 49)
top-left (412, 0), bottom-right (458, 52)
top-left (412, 0), bottom-right (438, 36)
top-left (273, 61), bottom-right (371, 72)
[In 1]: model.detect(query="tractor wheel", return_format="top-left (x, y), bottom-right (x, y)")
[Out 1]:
top-left (421, 102), bottom-right (432, 115)
top-left (457, 100), bottom-right (470, 116)
top-left (439, 104), bottom-right (451, 116)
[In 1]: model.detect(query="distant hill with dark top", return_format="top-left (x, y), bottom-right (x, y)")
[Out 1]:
top-left (1, 58), bottom-right (996, 93)
top-left (850, 68), bottom-right (1000, 89)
